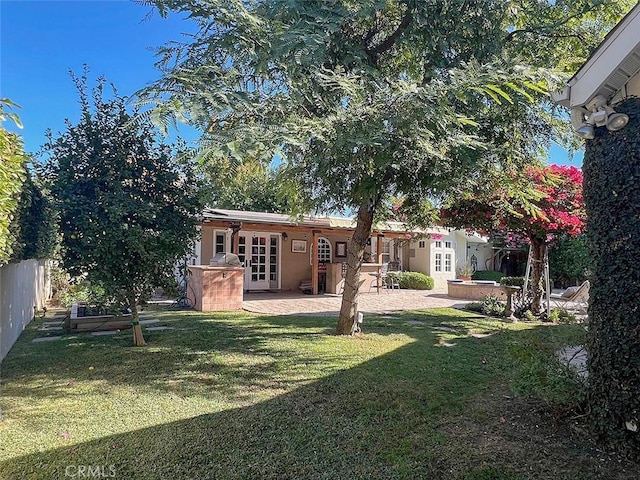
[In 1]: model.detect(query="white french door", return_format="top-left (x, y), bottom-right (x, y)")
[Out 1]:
top-left (237, 232), bottom-right (280, 290)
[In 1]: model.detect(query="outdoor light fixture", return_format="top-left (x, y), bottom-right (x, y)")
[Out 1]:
top-left (604, 105), bottom-right (629, 131)
top-left (570, 95), bottom-right (629, 138)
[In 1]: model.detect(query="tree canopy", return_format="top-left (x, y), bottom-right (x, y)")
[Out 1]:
top-left (202, 158), bottom-right (289, 213)
top-left (43, 74), bottom-right (203, 345)
top-left (441, 164), bottom-right (585, 314)
top-left (140, 0), bottom-right (631, 332)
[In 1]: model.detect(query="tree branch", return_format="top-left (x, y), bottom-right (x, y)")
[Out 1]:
top-left (367, 7), bottom-right (413, 64)
top-left (504, 28), bottom-right (586, 43)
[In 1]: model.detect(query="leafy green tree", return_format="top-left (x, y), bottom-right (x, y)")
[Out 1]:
top-left (442, 165), bottom-right (585, 315)
top-left (203, 158), bottom-right (289, 213)
top-left (140, 0), bottom-right (630, 334)
top-left (0, 99), bottom-right (27, 265)
top-left (548, 234), bottom-right (590, 289)
top-left (43, 74), bottom-right (203, 346)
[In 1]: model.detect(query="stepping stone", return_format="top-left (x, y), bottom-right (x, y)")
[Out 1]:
top-left (434, 325), bottom-right (457, 332)
top-left (145, 326), bottom-right (173, 331)
top-left (139, 319), bottom-right (160, 325)
top-left (91, 330), bottom-right (120, 336)
top-left (32, 336), bottom-right (63, 343)
top-left (43, 321), bottom-right (64, 327)
top-left (470, 333), bottom-right (492, 338)
top-left (39, 325), bottom-right (64, 331)
top-left (556, 345), bottom-right (588, 379)
top-left (406, 320), bottom-right (425, 325)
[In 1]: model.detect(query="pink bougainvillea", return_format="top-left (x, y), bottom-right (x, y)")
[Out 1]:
top-left (441, 164), bottom-right (584, 243)
top-left (440, 164), bottom-right (585, 314)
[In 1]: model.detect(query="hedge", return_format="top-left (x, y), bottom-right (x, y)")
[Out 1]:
top-left (396, 271), bottom-right (434, 290)
top-left (583, 97), bottom-right (640, 454)
top-left (471, 270), bottom-right (504, 282)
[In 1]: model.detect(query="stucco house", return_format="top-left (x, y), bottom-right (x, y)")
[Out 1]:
top-left (192, 208), bottom-right (495, 293)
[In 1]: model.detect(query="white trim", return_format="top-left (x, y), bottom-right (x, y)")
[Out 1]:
top-left (556, 5), bottom-right (640, 108)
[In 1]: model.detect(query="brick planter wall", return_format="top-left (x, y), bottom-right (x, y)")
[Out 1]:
top-left (188, 266), bottom-right (244, 311)
top-left (447, 282), bottom-right (506, 300)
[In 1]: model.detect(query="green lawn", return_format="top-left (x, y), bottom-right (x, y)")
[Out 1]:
top-left (0, 307), bottom-right (636, 479)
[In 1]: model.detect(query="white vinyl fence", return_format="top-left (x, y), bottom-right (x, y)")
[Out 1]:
top-left (0, 259), bottom-right (50, 361)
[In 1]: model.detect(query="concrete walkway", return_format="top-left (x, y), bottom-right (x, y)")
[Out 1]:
top-left (243, 289), bottom-right (471, 316)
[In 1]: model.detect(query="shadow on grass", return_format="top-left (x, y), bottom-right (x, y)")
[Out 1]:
top-left (1, 308), bottom-right (635, 479)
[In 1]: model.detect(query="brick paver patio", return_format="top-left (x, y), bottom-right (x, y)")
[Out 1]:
top-left (243, 289), bottom-right (471, 316)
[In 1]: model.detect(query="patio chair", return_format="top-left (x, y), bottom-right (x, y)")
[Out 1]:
top-left (549, 280), bottom-right (590, 313)
top-left (368, 263), bottom-right (389, 293)
top-left (385, 262), bottom-right (401, 290)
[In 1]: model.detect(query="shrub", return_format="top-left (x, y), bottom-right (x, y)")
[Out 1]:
top-left (499, 276), bottom-right (525, 287)
top-left (471, 270), bottom-right (504, 282)
top-left (583, 97), bottom-right (640, 453)
top-left (464, 302), bottom-right (484, 313)
top-left (549, 234), bottom-right (590, 289)
top-left (396, 271), bottom-right (434, 290)
top-left (480, 294), bottom-right (505, 317)
top-left (548, 308), bottom-right (578, 324)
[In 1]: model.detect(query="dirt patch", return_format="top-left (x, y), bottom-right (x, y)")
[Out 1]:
top-left (438, 386), bottom-right (639, 479)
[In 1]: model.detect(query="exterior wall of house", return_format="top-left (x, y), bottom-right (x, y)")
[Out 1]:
top-left (199, 221), bottom-right (490, 293)
top-left (466, 243), bottom-right (495, 271)
top-left (408, 238), bottom-right (430, 274)
top-left (430, 234), bottom-right (457, 289)
top-left (280, 234), bottom-right (312, 291)
top-left (200, 227), bottom-right (214, 265)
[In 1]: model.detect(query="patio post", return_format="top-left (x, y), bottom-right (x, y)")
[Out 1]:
top-left (312, 230), bottom-right (319, 295)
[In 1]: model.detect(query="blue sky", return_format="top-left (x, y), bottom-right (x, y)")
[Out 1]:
top-left (1, 1), bottom-right (583, 166)
top-left (1, 0), bottom-right (199, 154)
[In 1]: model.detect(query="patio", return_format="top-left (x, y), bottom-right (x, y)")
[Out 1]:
top-left (243, 288), bottom-right (471, 316)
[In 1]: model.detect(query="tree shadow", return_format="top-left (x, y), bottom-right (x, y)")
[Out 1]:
top-left (1, 308), bottom-right (635, 479)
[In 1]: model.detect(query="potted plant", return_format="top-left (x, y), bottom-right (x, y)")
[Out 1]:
top-left (456, 263), bottom-right (474, 281)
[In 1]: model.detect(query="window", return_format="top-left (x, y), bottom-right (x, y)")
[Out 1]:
top-left (435, 241), bottom-right (442, 248)
top-left (215, 232), bottom-right (226, 254)
top-left (435, 253), bottom-right (442, 272)
top-left (318, 237), bottom-right (332, 263)
top-left (445, 253), bottom-right (452, 272)
top-left (382, 239), bottom-right (392, 264)
top-left (418, 240), bottom-right (426, 249)
top-left (445, 241), bottom-right (452, 249)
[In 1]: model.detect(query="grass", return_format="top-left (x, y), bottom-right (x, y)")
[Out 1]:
top-left (0, 307), bottom-right (637, 479)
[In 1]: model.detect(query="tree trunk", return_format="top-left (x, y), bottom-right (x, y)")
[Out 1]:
top-left (336, 203), bottom-right (375, 335)
top-left (128, 294), bottom-right (146, 346)
top-left (529, 237), bottom-right (547, 315)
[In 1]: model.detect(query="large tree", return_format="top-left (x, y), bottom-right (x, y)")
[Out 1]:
top-left (43, 75), bottom-right (203, 346)
top-left (202, 158), bottom-right (289, 213)
top-left (140, 0), bottom-right (631, 334)
top-left (441, 164), bottom-right (585, 315)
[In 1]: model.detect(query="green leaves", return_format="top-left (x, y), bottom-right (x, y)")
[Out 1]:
top-left (0, 99), bottom-right (27, 265)
top-left (43, 74), bottom-right (204, 307)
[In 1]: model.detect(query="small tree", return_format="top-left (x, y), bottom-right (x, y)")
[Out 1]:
top-left (442, 164), bottom-right (584, 315)
top-left (44, 75), bottom-right (203, 346)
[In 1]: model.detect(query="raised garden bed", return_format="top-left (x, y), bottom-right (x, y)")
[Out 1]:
top-left (67, 303), bottom-right (133, 333)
